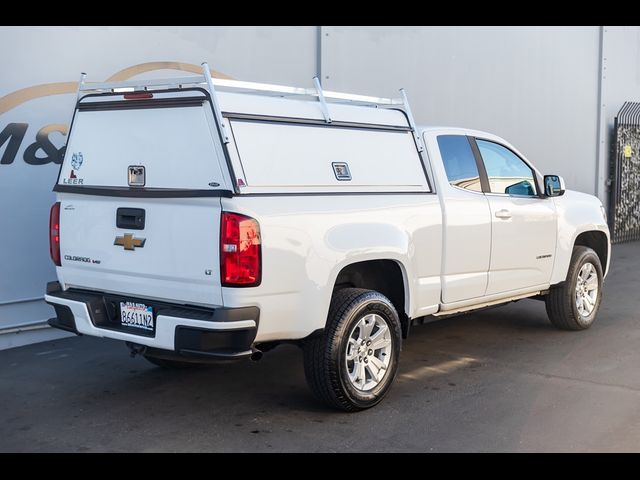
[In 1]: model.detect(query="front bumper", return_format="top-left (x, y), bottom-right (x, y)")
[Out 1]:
top-left (45, 281), bottom-right (259, 360)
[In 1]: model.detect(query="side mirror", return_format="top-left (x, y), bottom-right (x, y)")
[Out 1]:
top-left (544, 175), bottom-right (566, 197)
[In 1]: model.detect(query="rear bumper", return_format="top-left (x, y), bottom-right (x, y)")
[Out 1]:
top-left (45, 281), bottom-right (259, 360)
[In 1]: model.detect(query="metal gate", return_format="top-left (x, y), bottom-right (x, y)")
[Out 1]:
top-left (610, 102), bottom-right (640, 243)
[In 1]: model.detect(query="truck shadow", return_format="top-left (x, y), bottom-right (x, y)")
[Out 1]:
top-left (65, 298), bottom-right (558, 415)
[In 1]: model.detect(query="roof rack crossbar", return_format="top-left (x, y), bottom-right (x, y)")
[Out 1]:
top-left (79, 75), bottom-right (208, 92)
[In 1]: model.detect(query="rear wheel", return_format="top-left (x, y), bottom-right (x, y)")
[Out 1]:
top-left (303, 288), bottom-right (402, 412)
top-left (545, 246), bottom-right (603, 331)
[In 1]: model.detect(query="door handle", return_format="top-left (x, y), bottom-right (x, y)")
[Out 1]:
top-left (116, 208), bottom-right (146, 230)
top-left (495, 209), bottom-right (512, 219)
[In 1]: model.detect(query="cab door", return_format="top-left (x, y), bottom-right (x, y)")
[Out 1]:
top-left (431, 134), bottom-right (492, 304)
top-left (473, 138), bottom-right (557, 295)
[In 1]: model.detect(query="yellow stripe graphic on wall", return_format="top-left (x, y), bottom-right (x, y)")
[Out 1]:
top-left (0, 62), bottom-right (233, 116)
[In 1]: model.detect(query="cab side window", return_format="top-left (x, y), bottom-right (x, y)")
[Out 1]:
top-left (476, 139), bottom-right (537, 197)
top-left (437, 135), bottom-right (482, 192)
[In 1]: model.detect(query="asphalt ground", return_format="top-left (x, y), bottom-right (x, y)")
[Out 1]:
top-left (1, 243), bottom-right (639, 452)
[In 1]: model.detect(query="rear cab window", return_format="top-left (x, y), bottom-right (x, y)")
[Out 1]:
top-left (437, 135), bottom-right (482, 192)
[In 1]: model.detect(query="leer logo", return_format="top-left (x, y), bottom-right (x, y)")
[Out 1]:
top-left (0, 62), bottom-right (232, 169)
top-left (63, 152), bottom-right (84, 184)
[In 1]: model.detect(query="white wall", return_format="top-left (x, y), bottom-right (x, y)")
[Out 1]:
top-left (0, 25), bottom-right (636, 335)
top-left (321, 26), bottom-right (602, 196)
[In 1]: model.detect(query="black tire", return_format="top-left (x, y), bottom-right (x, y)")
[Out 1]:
top-left (303, 288), bottom-right (402, 412)
top-left (143, 355), bottom-right (202, 369)
top-left (545, 246), bottom-right (604, 331)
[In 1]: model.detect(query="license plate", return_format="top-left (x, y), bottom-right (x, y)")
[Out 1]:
top-left (120, 301), bottom-right (154, 332)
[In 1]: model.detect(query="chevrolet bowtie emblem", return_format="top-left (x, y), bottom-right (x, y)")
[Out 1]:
top-left (114, 233), bottom-right (146, 251)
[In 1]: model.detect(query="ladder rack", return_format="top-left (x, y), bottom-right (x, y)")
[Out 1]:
top-left (78, 64), bottom-right (404, 108)
top-left (75, 62), bottom-right (424, 150)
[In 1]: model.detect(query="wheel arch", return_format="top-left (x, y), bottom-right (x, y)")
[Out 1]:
top-left (574, 230), bottom-right (609, 275)
top-left (551, 226), bottom-right (611, 285)
top-left (330, 258), bottom-right (411, 336)
top-left (550, 191), bottom-right (610, 285)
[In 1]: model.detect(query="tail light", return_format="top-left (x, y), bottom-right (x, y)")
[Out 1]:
top-left (123, 92), bottom-right (153, 100)
top-left (49, 202), bottom-right (61, 266)
top-left (220, 212), bottom-right (261, 287)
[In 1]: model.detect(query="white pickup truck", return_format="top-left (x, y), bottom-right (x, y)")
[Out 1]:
top-left (46, 66), bottom-right (610, 411)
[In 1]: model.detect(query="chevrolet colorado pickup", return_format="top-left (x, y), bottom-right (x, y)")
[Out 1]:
top-left (45, 65), bottom-right (610, 411)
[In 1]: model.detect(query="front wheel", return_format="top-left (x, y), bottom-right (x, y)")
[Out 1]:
top-left (545, 246), bottom-right (604, 331)
top-left (303, 288), bottom-right (402, 412)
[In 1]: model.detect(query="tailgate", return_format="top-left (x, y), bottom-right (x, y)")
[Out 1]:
top-left (55, 91), bottom-right (229, 306)
top-left (58, 195), bottom-right (223, 306)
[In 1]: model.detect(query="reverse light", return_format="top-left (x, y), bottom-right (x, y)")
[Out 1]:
top-left (220, 212), bottom-right (261, 287)
top-left (49, 202), bottom-right (61, 266)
